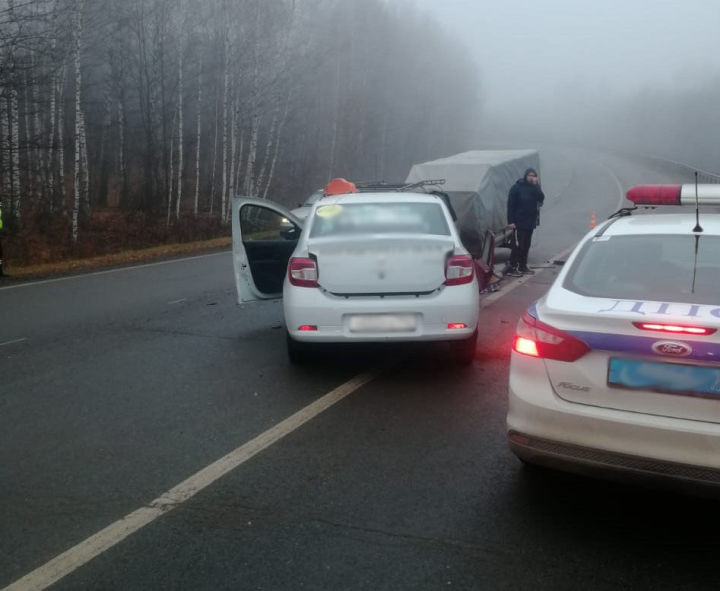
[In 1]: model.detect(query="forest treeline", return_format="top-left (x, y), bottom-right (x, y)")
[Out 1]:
top-left (0, 0), bottom-right (481, 263)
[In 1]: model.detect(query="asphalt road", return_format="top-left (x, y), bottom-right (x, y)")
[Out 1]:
top-left (2, 147), bottom-right (717, 591)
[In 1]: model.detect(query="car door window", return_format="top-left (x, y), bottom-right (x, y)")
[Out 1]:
top-left (238, 204), bottom-right (300, 295)
top-left (240, 206), bottom-right (298, 241)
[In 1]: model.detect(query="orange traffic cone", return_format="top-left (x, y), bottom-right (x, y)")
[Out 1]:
top-left (590, 211), bottom-right (596, 228)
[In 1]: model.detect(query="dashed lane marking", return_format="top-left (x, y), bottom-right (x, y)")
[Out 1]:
top-left (0, 338), bottom-right (27, 347)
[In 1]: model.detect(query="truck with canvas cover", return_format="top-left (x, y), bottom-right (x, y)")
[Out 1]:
top-left (405, 149), bottom-right (541, 287)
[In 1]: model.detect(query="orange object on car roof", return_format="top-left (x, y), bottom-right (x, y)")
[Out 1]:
top-left (325, 178), bottom-right (357, 196)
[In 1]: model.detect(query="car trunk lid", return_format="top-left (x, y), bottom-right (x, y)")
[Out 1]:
top-left (539, 292), bottom-right (720, 423)
top-left (308, 235), bottom-right (456, 295)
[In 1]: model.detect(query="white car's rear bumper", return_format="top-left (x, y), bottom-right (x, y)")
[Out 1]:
top-left (284, 281), bottom-right (479, 342)
top-left (507, 352), bottom-right (720, 489)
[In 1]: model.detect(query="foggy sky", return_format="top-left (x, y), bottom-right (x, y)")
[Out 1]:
top-left (409, 0), bottom-right (720, 137)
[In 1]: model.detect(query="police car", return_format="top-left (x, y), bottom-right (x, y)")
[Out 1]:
top-left (508, 183), bottom-right (720, 493)
top-left (232, 179), bottom-right (480, 364)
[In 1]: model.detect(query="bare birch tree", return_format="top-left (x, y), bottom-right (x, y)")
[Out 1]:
top-left (262, 89), bottom-right (291, 200)
top-left (71, 0), bottom-right (85, 243)
top-left (175, 4), bottom-right (184, 220)
top-left (9, 86), bottom-right (21, 219)
top-left (219, 0), bottom-right (230, 221)
top-left (0, 0), bottom-right (485, 255)
top-left (193, 63), bottom-right (201, 215)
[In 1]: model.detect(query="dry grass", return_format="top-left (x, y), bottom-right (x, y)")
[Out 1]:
top-left (5, 236), bottom-right (232, 278)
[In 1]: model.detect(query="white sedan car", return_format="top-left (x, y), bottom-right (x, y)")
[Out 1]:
top-left (232, 187), bottom-right (480, 363)
top-left (508, 183), bottom-right (720, 493)
top-left (289, 188), bottom-right (323, 221)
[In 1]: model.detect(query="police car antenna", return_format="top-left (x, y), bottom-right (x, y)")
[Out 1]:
top-left (692, 171), bottom-right (703, 233)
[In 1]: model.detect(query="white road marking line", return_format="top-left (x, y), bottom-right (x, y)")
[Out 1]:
top-left (0, 337), bottom-right (27, 347)
top-left (2, 370), bottom-right (379, 591)
top-left (168, 299), bottom-right (186, 305)
top-left (0, 251), bottom-right (230, 292)
top-left (601, 162), bottom-right (627, 210)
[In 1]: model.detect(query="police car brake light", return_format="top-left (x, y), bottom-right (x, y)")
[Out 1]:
top-left (632, 322), bottom-right (716, 336)
top-left (513, 312), bottom-right (589, 362)
top-left (627, 184), bottom-right (720, 206)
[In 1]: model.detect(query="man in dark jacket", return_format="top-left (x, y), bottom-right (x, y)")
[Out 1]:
top-left (506, 168), bottom-right (544, 276)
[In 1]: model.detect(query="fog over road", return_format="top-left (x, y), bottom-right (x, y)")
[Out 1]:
top-left (2, 148), bottom-right (715, 590)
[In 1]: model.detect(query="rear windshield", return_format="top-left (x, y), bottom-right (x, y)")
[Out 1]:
top-left (309, 202), bottom-right (450, 238)
top-left (563, 234), bottom-right (720, 305)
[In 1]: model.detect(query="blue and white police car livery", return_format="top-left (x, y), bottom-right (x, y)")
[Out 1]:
top-left (507, 183), bottom-right (720, 493)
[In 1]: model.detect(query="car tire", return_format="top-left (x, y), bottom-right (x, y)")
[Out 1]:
top-left (286, 331), bottom-right (312, 364)
top-left (450, 329), bottom-right (478, 365)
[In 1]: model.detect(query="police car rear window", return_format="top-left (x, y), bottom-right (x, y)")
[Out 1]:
top-left (309, 202), bottom-right (450, 238)
top-left (563, 234), bottom-right (720, 305)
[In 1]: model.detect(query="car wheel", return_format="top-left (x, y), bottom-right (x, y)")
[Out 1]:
top-left (286, 331), bottom-right (312, 364)
top-left (450, 329), bottom-right (477, 365)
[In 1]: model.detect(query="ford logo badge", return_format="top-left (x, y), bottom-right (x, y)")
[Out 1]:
top-left (652, 341), bottom-right (692, 357)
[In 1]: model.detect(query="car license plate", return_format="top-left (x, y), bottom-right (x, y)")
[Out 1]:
top-left (348, 314), bottom-right (416, 333)
top-left (608, 358), bottom-right (720, 397)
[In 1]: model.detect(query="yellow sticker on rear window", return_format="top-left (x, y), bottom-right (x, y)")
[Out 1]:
top-left (316, 204), bottom-right (342, 218)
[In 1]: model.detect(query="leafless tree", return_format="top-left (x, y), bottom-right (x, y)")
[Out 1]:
top-left (0, 0), bottom-right (485, 246)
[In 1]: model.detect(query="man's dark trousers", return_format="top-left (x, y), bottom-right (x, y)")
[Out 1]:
top-left (509, 228), bottom-right (533, 270)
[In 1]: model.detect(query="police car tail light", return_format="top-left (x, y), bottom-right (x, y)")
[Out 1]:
top-left (513, 312), bottom-right (589, 362)
top-left (288, 257), bottom-right (318, 288)
top-left (632, 322), bottom-right (716, 336)
top-left (445, 255), bottom-right (474, 285)
top-left (627, 184), bottom-right (720, 206)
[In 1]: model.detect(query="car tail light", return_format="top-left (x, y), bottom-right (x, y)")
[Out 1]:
top-left (513, 336), bottom-right (539, 357)
top-left (448, 323), bottom-right (468, 329)
top-left (512, 312), bottom-right (589, 362)
top-left (298, 325), bottom-right (317, 331)
top-left (632, 322), bottom-right (716, 336)
top-left (288, 257), bottom-right (318, 287)
top-left (445, 255), bottom-right (474, 286)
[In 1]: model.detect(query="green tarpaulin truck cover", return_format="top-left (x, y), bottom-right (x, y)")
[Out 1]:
top-left (405, 149), bottom-right (540, 244)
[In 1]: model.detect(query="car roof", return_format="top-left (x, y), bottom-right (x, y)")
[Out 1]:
top-left (600, 212), bottom-right (720, 237)
top-left (317, 191), bottom-right (446, 206)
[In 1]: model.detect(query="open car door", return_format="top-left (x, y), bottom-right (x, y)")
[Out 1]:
top-left (475, 230), bottom-right (495, 290)
top-left (231, 197), bottom-right (304, 303)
